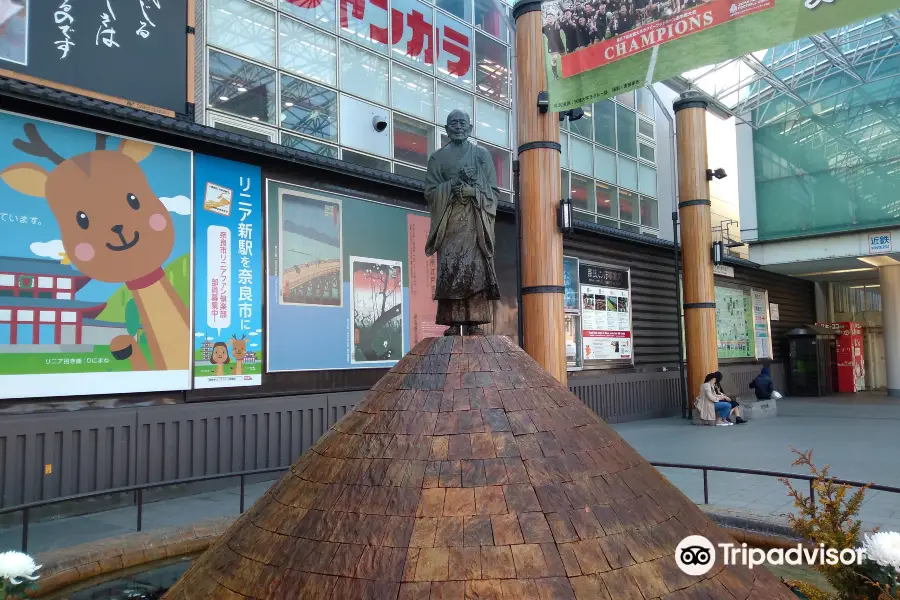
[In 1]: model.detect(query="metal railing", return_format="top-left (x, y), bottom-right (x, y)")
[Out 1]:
top-left (3, 462), bottom-right (900, 554)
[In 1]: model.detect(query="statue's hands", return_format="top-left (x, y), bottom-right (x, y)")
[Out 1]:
top-left (451, 179), bottom-right (464, 195)
top-left (461, 185), bottom-right (476, 197)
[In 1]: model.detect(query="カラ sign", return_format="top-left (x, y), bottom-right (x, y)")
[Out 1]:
top-left (541, 0), bottom-right (900, 110)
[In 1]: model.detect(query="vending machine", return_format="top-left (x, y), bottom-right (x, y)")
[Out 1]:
top-left (816, 322), bottom-right (866, 393)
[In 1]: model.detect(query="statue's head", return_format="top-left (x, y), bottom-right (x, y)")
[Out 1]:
top-left (445, 110), bottom-right (472, 144)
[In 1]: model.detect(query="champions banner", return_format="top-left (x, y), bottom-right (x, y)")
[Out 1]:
top-left (542, 0), bottom-right (900, 111)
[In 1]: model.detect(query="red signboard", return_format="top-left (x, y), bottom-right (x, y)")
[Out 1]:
top-left (818, 322), bottom-right (865, 393)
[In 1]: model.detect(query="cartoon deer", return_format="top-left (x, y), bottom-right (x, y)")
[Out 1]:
top-left (1, 124), bottom-right (190, 371)
top-left (230, 334), bottom-right (247, 375)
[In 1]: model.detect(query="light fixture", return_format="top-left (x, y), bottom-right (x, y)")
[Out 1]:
top-left (284, 101), bottom-right (294, 107)
top-left (218, 96), bottom-right (229, 102)
top-left (236, 86), bottom-right (247, 93)
top-left (558, 198), bottom-right (574, 233)
top-left (537, 91), bottom-right (549, 114)
top-left (858, 256), bottom-right (900, 267)
top-left (706, 168), bottom-right (727, 181)
top-left (711, 240), bottom-right (724, 265)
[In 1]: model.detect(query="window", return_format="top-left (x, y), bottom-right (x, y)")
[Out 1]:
top-left (282, 133), bottom-right (339, 158)
top-left (340, 0), bottom-right (387, 54)
top-left (616, 105), bottom-right (637, 157)
top-left (475, 98), bottom-right (509, 147)
top-left (210, 115), bottom-right (276, 140)
top-left (280, 0), bottom-right (335, 31)
top-left (339, 94), bottom-right (391, 157)
top-left (560, 132), bottom-right (569, 169)
top-left (619, 189), bottom-right (637, 223)
top-left (640, 196), bottom-right (659, 229)
top-left (620, 223), bottom-right (640, 234)
top-left (638, 118), bottom-right (654, 139)
top-left (636, 88), bottom-right (654, 117)
top-left (0, 274), bottom-right (12, 286)
top-left (391, 0), bottom-right (435, 72)
top-left (280, 74), bottom-right (338, 141)
top-left (392, 64), bottom-right (435, 122)
top-left (570, 136), bottom-right (591, 176)
top-left (342, 149), bottom-right (391, 171)
top-left (595, 182), bottom-right (617, 218)
top-left (593, 100), bottom-right (616, 149)
top-left (395, 163), bottom-right (427, 181)
top-left (208, 49), bottom-right (277, 123)
top-left (618, 156), bottom-right (637, 191)
top-left (208, 0), bottom-right (276, 64)
top-left (617, 91), bottom-right (635, 109)
top-left (339, 42), bottom-right (389, 104)
top-left (482, 142), bottom-right (511, 190)
top-left (37, 277), bottom-right (53, 289)
top-left (638, 164), bottom-right (657, 197)
top-left (436, 13), bottom-right (474, 88)
top-left (475, 0), bottom-right (508, 41)
top-left (639, 141), bottom-right (655, 162)
top-left (569, 174), bottom-right (594, 212)
top-left (279, 15), bottom-right (337, 86)
top-left (568, 106), bottom-right (592, 140)
top-left (17, 276), bottom-right (33, 289)
top-left (475, 33), bottom-right (509, 104)
top-left (436, 0), bottom-right (472, 23)
top-left (561, 170), bottom-right (569, 199)
top-left (436, 82), bottom-right (474, 127)
top-left (593, 146), bottom-right (615, 184)
top-left (393, 114), bottom-right (434, 167)
top-left (57, 278), bottom-right (71, 290)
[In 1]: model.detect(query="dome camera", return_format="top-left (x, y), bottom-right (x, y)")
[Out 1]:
top-left (372, 115), bottom-right (388, 132)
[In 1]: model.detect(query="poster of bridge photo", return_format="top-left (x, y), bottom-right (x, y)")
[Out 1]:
top-left (278, 192), bottom-right (342, 307)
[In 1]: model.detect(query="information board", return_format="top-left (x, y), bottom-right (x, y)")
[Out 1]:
top-left (752, 289), bottom-right (772, 360)
top-left (579, 264), bottom-right (631, 362)
top-left (0, 0), bottom-right (188, 115)
top-left (715, 286), bottom-right (754, 359)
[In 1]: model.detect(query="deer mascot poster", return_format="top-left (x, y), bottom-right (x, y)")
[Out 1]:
top-left (0, 110), bottom-right (193, 399)
top-left (193, 154), bottom-right (263, 388)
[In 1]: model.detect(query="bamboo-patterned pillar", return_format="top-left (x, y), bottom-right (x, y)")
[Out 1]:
top-left (512, 0), bottom-right (566, 384)
top-left (674, 91), bottom-right (717, 404)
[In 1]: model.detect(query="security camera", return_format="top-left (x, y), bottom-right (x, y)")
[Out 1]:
top-left (372, 115), bottom-right (388, 132)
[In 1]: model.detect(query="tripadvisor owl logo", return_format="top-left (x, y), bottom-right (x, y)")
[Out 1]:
top-left (676, 535), bottom-right (716, 576)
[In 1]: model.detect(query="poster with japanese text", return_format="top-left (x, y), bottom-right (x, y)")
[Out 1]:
top-left (193, 155), bottom-right (263, 388)
top-left (751, 289), bottom-right (772, 361)
top-left (266, 180), bottom-right (436, 371)
top-left (579, 264), bottom-right (631, 362)
top-left (0, 110), bottom-right (193, 399)
top-left (715, 286), bottom-right (754, 359)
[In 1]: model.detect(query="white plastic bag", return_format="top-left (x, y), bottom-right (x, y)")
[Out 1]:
top-left (772, 391), bottom-right (782, 399)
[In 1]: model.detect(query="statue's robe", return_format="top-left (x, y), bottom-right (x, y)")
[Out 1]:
top-left (424, 141), bottom-right (501, 326)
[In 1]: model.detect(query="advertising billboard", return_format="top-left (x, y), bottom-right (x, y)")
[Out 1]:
top-left (0, 110), bottom-right (193, 398)
top-left (541, 0), bottom-right (899, 110)
top-left (579, 263), bottom-right (632, 362)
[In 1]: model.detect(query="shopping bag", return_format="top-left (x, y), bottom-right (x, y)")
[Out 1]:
top-left (772, 391), bottom-right (782, 399)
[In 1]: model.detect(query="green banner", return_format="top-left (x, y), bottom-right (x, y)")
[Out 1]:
top-left (542, 0), bottom-right (900, 111)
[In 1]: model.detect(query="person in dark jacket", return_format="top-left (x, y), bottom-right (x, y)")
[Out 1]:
top-left (749, 367), bottom-right (774, 400)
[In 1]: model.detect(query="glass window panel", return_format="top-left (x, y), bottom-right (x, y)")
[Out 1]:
top-left (342, 149), bottom-right (392, 171)
top-left (618, 156), bottom-right (637, 190)
top-left (596, 182), bottom-right (617, 218)
top-left (393, 114), bottom-right (434, 167)
top-left (281, 132), bottom-right (339, 158)
top-left (574, 210), bottom-right (594, 224)
top-left (391, 0), bottom-right (435, 72)
top-left (436, 82), bottom-right (474, 127)
top-left (395, 162), bottom-right (427, 181)
top-left (474, 0), bottom-right (507, 41)
top-left (560, 133), bottom-right (569, 169)
top-left (391, 64), bottom-right (435, 121)
top-left (616, 104), bottom-right (637, 157)
top-left (638, 163), bottom-right (657, 197)
top-left (208, 49), bottom-right (277, 123)
top-left (498, 190), bottom-right (511, 203)
top-left (339, 0), bottom-right (387, 54)
top-left (436, 13), bottom-right (474, 88)
top-left (436, 0), bottom-right (472, 22)
top-left (440, 133), bottom-right (449, 147)
top-left (475, 98), bottom-right (509, 147)
top-left (339, 41), bottom-right (389, 104)
top-left (593, 100), bottom-right (616, 149)
top-left (560, 170), bottom-right (569, 199)
top-left (636, 87), bottom-right (654, 117)
top-left (569, 174), bottom-right (594, 212)
top-left (280, 0), bottom-right (335, 31)
top-left (208, 0), bottom-right (276, 64)
top-left (568, 106), bottom-right (592, 140)
top-left (597, 216), bottom-right (617, 229)
top-left (620, 223), bottom-right (640, 233)
top-left (570, 136), bottom-right (591, 176)
top-left (340, 94), bottom-right (391, 156)
top-left (483, 143), bottom-right (511, 190)
top-left (280, 74), bottom-right (338, 141)
top-left (639, 142), bottom-right (655, 162)
top-left (475, 32), bottom-right (509, 104)
top-left (279, 15), bottom-right (337, 86)
top-left (619, 189), bottom-right (637, 223)
top-left (212, 119), bottom-right (273, 140)
top-left (638, 118), bottom-right (654, 139)
top-left (640, 196), bottom-right (659, 229)
top-left (617, 90), bottom-right (635, 108)
top-left (593, 146), bottom-right (615, 183)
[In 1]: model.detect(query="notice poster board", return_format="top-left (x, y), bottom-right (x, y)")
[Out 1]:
top-left (0, 0), bottom-right (189, 116)
top-left (715, 285), bottom-right (754, 359)
top-left (579, 263), bottom-right (631, 362)
top-left (752, 289), bottom-right (772, 360)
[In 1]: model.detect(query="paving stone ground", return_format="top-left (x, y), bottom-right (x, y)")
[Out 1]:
top-left (2, 393), bottom-right (897, 558)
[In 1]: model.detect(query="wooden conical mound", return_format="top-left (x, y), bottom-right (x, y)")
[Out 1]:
top-left (166, 336), bottom-right (795, 599)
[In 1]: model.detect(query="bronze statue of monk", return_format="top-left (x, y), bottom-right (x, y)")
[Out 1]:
top-left (424, 109), bottom-right (501, 336)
